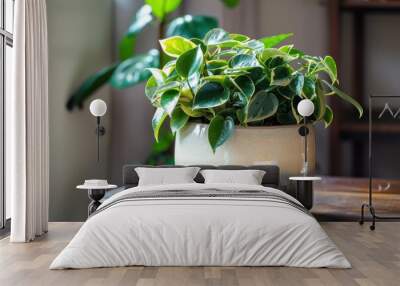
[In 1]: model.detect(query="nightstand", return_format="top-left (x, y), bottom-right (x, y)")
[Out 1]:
top-left (77, 183), bottom-right (117, 216)
top-left (289, 176), bottom-right (322, 210)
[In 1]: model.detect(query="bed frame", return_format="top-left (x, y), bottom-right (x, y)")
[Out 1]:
top-left (122, 164), bottom-right (281, 189)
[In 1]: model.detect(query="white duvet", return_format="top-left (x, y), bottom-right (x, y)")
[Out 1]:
top-left (50, 183), bottom-right (350, 269)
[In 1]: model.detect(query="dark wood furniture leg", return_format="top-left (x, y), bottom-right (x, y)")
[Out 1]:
top-left (88, 189), bottom-right (105, 216)
top-left (296, 181), bottom-right (314, 210)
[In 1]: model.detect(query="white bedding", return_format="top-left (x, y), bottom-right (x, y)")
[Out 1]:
top-left (50, 183), bottom-right (350, 269)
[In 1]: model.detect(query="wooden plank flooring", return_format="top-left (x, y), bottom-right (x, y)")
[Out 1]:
top-left (1, 222), bottom-right (400, 286)
top-left (313, 177), bottom-right (400, 220)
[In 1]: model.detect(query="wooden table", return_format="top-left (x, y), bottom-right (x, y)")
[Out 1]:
top-left (312, 176), bottom-right (400, 221)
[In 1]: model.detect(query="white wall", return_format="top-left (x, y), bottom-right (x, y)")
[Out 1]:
top-left (47, 0), bottom-right (113, 221)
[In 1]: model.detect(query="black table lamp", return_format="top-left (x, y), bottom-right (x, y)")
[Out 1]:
top-left (89, 99), bottom-right (107, 162)
top-left (297, 99), bottom-right (315, 176)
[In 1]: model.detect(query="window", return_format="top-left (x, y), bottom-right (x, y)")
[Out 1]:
top-left (0, 0), bottom-right (14, 230)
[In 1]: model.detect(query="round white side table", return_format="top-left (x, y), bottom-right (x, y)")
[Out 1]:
top-left (77, 184), bottom-right (117, 216)
top-left (289, 176), bottom-right (321, 210)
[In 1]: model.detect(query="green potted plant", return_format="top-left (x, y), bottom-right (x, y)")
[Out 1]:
top-left (66, 0), bottom-right (240, 164)
top-left (145, 28), bottom-right (363, 180)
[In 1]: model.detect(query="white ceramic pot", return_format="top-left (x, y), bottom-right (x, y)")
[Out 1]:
top-left (175, 123), bottom-right (316, 185)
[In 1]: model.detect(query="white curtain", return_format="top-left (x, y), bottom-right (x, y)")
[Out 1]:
top-left (7, 0), bottom-right (49, 242)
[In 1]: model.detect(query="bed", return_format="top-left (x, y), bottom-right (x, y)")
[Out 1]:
top-left (50, 165), bottom-right (350, 269)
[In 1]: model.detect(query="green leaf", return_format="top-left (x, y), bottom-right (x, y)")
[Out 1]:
top-left (186, 72), bottom-right (201, 90)
top-left (118, 5), bottom-right (153, 60)
top-left (222, 68), bottom-right (250, 77)
top-left (190, 38), bottom-right (207, 54)
top-left (232, 91), bottom-right (248, 108)
top-left (323, 105), bottom-right (334, 127)
top-left (303, 76), bottom-right (316, 98)
top-left (125, 5), bottom-right (153, 37)
top-left (259, 33), bottom-right (293, 48)
top-left (166, 15), bottom-right (218, 39)
top-left (236, 107), bottom-right (247, 124)
top-left (162, 60), bottom-right (177, 75)
top-left (279, 45), bottom-right (304, 57)
top-left (291, 98), bottom-right (301, 124)
top-left (230, 33), bottom-right (249, 42)
top-left (314, 80), bottom-right (326, 120)
top-left (215, 49), bottom-right (237, 59)
top-left (204, 28), bottom-right (230, 45)
top-left (323, 55), bottom-right (338, 83)
top-left (193, 82), bottom-right (230, 109)
top-left (176, 46), bottom-right (204, 78)
top-left (277, 111), bottom-right (297, 125)
top-left (239, 39), bottom-right (264, 51)
top-left (119, 36), bottom-right (136, 62)
top-left (270, 65), bottom-right (292, 86)
top-left (160, 89), bottom-right (180, 115)
top-left (152, 107), bottom-right (168, 142)
top-left (247, 91), bottom-right (279, 122)
top-left (145, 76), bottom-right (158, 101)
top-left (232, 75), bottom-right (255, 98)
top-left (290, 73), bottom-right (304, 97)
top-left (147, 68), bottom-right (166, 85)
top-left (216, 40), bottom-right (241, 49)
top-left (259, 48), bottom-right (294, 64)
top-left (322, 80), bottom-right (363, 118)
top-left (159, 36), bottom-right (196, 58)
top-left (66, 64), bottom-right (118, 110)
top-left (181, 103), bottom-right (204, 117)
top-left (154, 81), bottom-right (181, 96)
top-left (276, 100), bottom-right (296, 125)
top-left (171, 107), bottom-right (189, 133)
top-left (267, 57), bottom-right (285, 69)
top-left (208, 115), bottom-right (235, 152)
top-left (277, 85), bottom-right (294, 99)
top-left (145, 0), bottom-right (182, 21)
top-left (151, 128), bottom-right (174, 153)
top-left (229, 54), bottom-right (260, 69)
top-left (220, 0), bottom-right (240, 8)
top-left (206, 60), bottom-right (228, 73)
top-left (111, 49), bottom-right (160, 89)
top-left (148, 80), bottom-right (180, 103)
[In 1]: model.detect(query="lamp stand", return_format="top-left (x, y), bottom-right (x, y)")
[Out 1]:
top-left (95, 116), bottom-right (106, 162)
top-left (298, 116), bottom-right (310, 176)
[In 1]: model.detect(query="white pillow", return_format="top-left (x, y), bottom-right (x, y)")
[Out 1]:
top-left (135, 167), bottom-right (200, 186)
top-left (200, 169), bottom-right (266, 185)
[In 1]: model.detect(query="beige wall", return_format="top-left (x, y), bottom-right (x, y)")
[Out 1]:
top-left (47, 0), bottom-right (113, 221)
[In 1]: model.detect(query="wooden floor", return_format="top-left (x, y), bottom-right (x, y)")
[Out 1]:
top-left (313, 177), bottom-right (400, 221)
top-left (1, 222), bottom-right (400, 286)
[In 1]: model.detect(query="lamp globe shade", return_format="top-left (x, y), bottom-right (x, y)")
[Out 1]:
top-left (89, 99), bottom-right (107, 117)
top-left (297, 99), bottom-right (315, 117)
